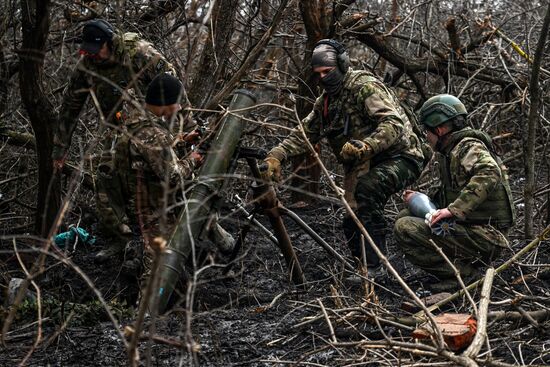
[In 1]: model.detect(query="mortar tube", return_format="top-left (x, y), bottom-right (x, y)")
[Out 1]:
top-left (154, 90), bottom-right (257, 313)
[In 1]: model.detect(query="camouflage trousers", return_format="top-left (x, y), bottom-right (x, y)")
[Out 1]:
top-left (342, 156), bottom-right (422, 265)
top-left (393, 209), bottom-right (509, 281)
top-left (96, 133), bottom-right (130, 241)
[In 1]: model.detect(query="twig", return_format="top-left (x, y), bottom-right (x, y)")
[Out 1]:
top-left (416, 225), bottom-right (550, 317)
top-left (317, 299), bottom-right (337, 344)
top-left (428, 239), bottom-right (478, 315)
top-left (129, 238), bottom-right (167, 367)
top-left (13, 239), bottom-right (42, 366)
top-left (124, 327), bottom-right (186, 348)
top-left (206, 0), bottom-right (291, 109)
top-left (463, 268), bottom-right (495, 358)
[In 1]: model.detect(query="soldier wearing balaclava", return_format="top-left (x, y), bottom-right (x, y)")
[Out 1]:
top-left (261, 39), bottom-right (427, 275)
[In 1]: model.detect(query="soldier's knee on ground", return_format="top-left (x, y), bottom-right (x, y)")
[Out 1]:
top-left (394, 216), bottom-right (429, 244)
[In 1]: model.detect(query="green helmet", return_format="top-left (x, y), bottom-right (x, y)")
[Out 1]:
top-left (419, 94), bottom-right (467, 128)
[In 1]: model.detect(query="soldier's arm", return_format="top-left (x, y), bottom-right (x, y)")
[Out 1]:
top-left (357, 81), bottom-right (405, 154)
top-left (447, 140), bottom-right (501, 220)
top-left (53, 63), bottom-right (90, 160)
top-left (268, 103), bottom-right (322, 161)
top-left (132, 40), bottom-right (176, 87)
top-left (133, 127), bottom-right (195, 184)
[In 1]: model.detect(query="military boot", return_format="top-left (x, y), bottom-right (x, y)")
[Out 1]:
top-left (94, 224), bottom-right (132, 263)
top-left (343, 218), bottom-right (387, 268)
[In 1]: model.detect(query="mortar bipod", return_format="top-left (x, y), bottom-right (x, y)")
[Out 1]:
top-left (246, 159), bottom-right (354, 284)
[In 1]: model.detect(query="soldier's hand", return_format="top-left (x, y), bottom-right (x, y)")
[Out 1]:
top-left (175, 130), bottom-right (201, 144)
top-left (428, 208), bottom-right (453, 227)
top-left (260, 156), bottom-right (281, 182)
top-left (340, 140), bottom-right (373, 162)
top-left (190, 151), bottom-right (204, 166)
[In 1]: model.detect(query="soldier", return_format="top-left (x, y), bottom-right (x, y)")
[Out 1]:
top-left (262, 39), bottom-right (425, 270)
top-left (51, 19), bottom-right (177, 261)
top-left (394, 94), bottom-right (515, 292)
top-left (110, 73), bottom-right (234, 290)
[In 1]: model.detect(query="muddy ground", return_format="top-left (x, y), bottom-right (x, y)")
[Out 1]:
top-left (1, 170), bottom-right (550, 366)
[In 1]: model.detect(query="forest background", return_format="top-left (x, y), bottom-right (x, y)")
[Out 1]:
top-left (0, 0), bottom-right (549, 366)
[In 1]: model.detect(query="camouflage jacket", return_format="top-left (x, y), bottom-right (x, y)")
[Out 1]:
top-left (114, 108), bottom-right (196, 221)
top-left (269, 70), bottom-right (424, 169)
top-left (435, 128), bottom-right (515, 227)
top-left (53, 31), bottom-right (176, 160)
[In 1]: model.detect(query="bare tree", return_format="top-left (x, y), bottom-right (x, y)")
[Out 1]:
top-left (19, 0), bottom-right (59, 236)
top-left (524, 3), bottom-right (550, 238)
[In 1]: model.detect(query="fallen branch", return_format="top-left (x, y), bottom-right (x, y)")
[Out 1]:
top-left (463, 268), bottom-right (495, 359)
top-left (317, 299), bottom-right (337, 344)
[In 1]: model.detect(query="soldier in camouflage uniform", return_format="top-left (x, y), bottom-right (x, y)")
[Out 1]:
top-left (110, 74), bottom-right (199, 289)
top-left (110, 74), bottom-right (235, 292)
top-left (394, 94), bottom-right (515, 292)
top-left (262, 40), bottom-right (425, 268)
top-left (51, 19), bottom-right (176, 261)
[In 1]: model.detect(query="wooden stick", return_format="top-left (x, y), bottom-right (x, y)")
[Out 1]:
top-left (463, 268), bottom-right (495, 358)
top-left (317, 299), bottom-right (337, 344)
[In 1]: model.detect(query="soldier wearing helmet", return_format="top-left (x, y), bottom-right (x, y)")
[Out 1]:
top-left (394, 94), bottom-right (515, 292)
top-left (261, 39), bottom-right (426, 272)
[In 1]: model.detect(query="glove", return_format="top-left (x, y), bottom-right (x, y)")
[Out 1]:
top-left (260, 156), bottom-right (281, 182)
top-left (340, 140), bottom-right (373, 162)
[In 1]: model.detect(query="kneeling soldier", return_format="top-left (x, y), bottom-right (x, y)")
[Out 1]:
top-left (394, 94), bottom-right (515, 292)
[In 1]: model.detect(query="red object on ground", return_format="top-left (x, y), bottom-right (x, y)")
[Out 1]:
top-left (412, 313), bottom-right (477, 351)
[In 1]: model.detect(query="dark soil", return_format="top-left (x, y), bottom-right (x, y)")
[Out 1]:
top-left (1, 188), bottom-right (550, 366)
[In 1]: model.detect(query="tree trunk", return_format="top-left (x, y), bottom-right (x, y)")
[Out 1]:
top-left (289, 1), bottom-right (329, 203)
top-left (524, 4), bottom-right (550, 239)
top-left (0, 43), bottom-right (8, 116)
top-left (187, 0), bottom-right (239, 108)
top-left (19, 0), bottom-right (60, 236)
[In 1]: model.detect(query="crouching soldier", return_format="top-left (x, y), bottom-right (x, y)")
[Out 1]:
top-left (394, 94), bottom-right (515, 292)
top-left (262, 39), bottom-right (425, 270)
top-left (106, 73), bottom-right (234, 294)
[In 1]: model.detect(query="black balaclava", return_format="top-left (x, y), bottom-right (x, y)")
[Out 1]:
top-left (311, 43), bottom-right (345, 95)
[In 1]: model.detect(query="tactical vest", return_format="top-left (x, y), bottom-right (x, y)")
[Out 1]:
top-left (318, 70), bottom-right (424, 168)
top-left (437, 129), bottom-right (515, 228)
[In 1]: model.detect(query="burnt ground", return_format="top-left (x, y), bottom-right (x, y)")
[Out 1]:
top-left (1, 176), bottom-right (550, 366)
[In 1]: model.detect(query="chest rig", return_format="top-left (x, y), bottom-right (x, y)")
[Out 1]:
top-left (438, 129), bottom-right (515, 228)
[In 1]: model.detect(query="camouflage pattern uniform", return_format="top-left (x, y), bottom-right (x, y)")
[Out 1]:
top-left (394, 128), bottom-right (515, 283)
top-left (53, 31), bottom-right (176, 237)
top-left (269, 69), bottom-right (425, 264)
top-left (111, 107), bottom-right (196, 285)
